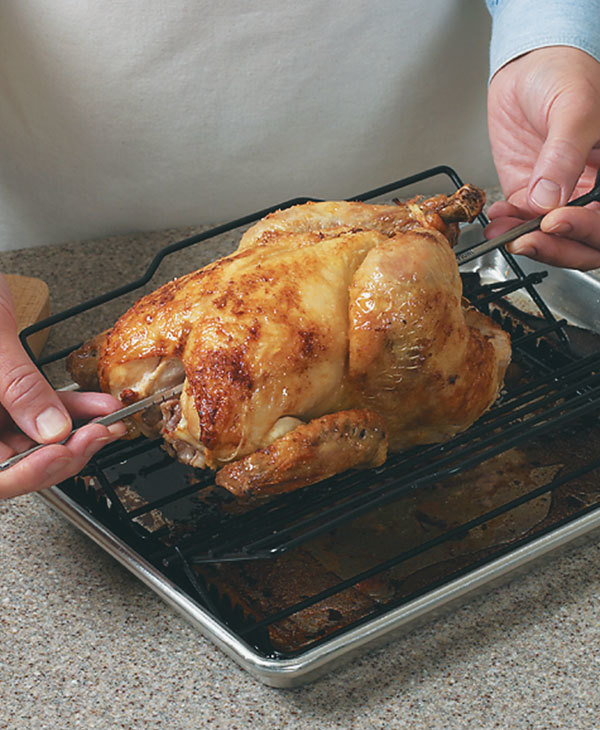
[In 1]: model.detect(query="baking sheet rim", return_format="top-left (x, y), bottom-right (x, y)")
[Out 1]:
top-left (38, 484), bottom-right (600, 688)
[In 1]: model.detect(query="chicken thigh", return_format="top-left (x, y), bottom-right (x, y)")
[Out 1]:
top-left (69, 186), bottom-right (510, 497)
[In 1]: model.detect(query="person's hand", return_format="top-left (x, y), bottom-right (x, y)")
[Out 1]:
top-left (486, 46), bottom-right (600, 270)
top-left (0, 274), bottom-right (126, 499)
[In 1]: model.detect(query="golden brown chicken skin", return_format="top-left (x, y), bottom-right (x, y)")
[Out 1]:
top-left (71, 186), bottom-right (510, 497)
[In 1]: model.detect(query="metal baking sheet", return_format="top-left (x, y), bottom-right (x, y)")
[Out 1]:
top-left (36, 241), bottom-right (600, 687)
top-left (38, 484), bottom-right (600, 688)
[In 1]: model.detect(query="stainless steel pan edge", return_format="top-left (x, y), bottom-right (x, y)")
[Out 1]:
top-left (38, 485), bottom-right (600, 688)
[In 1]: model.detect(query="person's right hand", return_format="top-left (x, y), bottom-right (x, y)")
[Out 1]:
top-left (0, 274), bottom-right (126, 499)
top-left (486, 46), bottom-right (600, 270)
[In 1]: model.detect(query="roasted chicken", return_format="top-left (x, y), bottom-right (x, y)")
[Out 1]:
top-left (67, 185), bottom-right (511, 497)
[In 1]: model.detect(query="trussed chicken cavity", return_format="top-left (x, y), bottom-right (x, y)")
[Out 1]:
top-left (159, 396), bottom-right (206, 469)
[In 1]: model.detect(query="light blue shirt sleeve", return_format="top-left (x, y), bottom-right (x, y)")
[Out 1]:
top-left (486, 0), bottom-right (600, 79)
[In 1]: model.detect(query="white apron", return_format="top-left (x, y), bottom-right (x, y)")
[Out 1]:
top-left (0, 0), bottom-right (495, 250)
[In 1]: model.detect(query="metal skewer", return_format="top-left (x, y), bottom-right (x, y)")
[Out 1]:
top-left (0, 383), bottom-right (183, 471)
top-left (456, 169), bottom-right (600, 266)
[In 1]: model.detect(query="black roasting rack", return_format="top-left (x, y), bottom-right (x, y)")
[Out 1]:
top-left (21, 165), bottom-right (600, 660)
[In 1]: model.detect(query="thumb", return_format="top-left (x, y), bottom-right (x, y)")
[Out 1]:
top-left (528, 95), bottom-right (600, 212)
top-left (0, 276), bottom-right (72, 442)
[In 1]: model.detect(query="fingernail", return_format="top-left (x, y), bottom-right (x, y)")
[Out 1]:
top-left (107, 422), bottom-right (127, 438)
top-left (545, 220), bottom-right (572, 235)
top-left (84, 436), bottom-right (110, 458)
top-left (508, 241), bottom-right (536, 257)
top-left (531, 179), bottom-right (561, 210)
top-left (36, 407), bottom-right (69, 441)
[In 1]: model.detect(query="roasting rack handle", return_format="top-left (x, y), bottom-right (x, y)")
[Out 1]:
top-left (456, 168), bottom-right (600, 265)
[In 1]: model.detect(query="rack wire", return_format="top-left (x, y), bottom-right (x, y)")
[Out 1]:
top-left (25, 165), bottom-right (600, 658)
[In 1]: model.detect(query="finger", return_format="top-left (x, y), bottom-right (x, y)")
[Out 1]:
top-left (0, 391), bottom-right (122, 458)
top-left (0, 392), bottom-right (126, 465)
top-left (0, 276), bottom-right (72, 443)
top-left (0, 421), bottom-right (127, 499)
top-left (528, 97), bottom-right (600, 212)
top-left (541, 205), bottom-right (600, 248)
top-left (507, 231), bottom-right (600, 271)
top-left (0, 404), bottom-right (12, 431)
top-left (60, 420), bottom-right (128, 469)
top-left (487, 200), bottom-right (530, 221)
top-left (0, 431), bottom-right (36, 457)
top-left (57, 390), bottom-right (123, 421)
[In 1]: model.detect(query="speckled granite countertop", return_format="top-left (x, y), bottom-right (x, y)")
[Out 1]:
top-left (1, 195), bottom-right (600, 729)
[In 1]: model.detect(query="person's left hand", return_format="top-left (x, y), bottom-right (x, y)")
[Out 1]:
top-left (486, 46), bottom-right (600, 270)
top-left (0, 274), bottom-right (127, 498)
